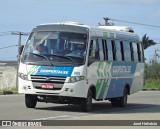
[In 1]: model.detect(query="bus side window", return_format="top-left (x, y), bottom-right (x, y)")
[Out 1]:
top-left (137, 43), bottom-right (141, 62)
top-left (89, 40), bottom-right (93, 57)
top-left (120, 41), bottom-right (124, 61)
top-left (140, 43), bottom-right (144, 62)
top-left (123, 41), bottom-right (131, 62)
top-left (89, 39), bottom-right (99, 61)
top-left (107, 39), bottom-right (113, 61)
top-left (111, 40), bottom-right (116, 61)
top-left (130, 42), bottom-right (134, 61)
top-left (132, 43), bottom-right (138, 62)
top-left (98, 39), bottom-right (105, 61)
top-left (103, 39), bottom-right (108, 60)
top-left (115, 41), bottom-right (122, 61)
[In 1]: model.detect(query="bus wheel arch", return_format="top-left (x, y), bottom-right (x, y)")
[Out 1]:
top-left (121, 86), bottom-right (128, 107)
top-left (80, 85), bottom-right (95, 112)
top-left (125, 84), bottom-right (130, 95)
top-left (89, 85), bottom-right (96, 100)
top-left (111, 84), bottom-right (130, 107)
top-left (120, 84), bottom-right (130, 107)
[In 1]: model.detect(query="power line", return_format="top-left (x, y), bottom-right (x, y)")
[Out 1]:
top-left (0, 31), bottom-right (12, 36)
top-left (0, 56), bottom-right (17, 59)
top-left (0, 31), bottom-right (11, 34)
top-left (0, 33), bottom-right (11, 36)
top-left (104, 17), bottom-right (160, 28)
top-left (0, 45), bottom-right (18, 49)
top-left (11, 31), bottom-right (30, 36)
top-left (0, 31), bottom-right (30, 36)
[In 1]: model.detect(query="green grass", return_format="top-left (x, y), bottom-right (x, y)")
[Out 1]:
top-left (0, 86), bottom-right (18, 92)
top-left (144, 79), bottom-right (160, 89)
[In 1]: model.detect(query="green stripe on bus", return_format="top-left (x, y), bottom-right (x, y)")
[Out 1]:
top-left (96, 79), bottom-right (102, 95)
top-left (96, 61), bottom-right (112, 99)
top-left (97, 62), bottom-right (105, 77)
top-left (98, 79), bottom-right (108, 99)
top-left (27, 66), bottom-right (39, 75)
top-left (97, 62), bottom-right (101, 77)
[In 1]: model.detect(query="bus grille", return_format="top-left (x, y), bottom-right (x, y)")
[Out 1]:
top-left (30, 75), bottom-right (66, 90)
top-left (31, 75), bottom-right (66, 83)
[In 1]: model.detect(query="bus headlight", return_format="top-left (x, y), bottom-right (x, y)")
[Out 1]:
top-left (68, 76), bottom-right (85, 83)
top-left (18, 72), bottom-right (28, 80)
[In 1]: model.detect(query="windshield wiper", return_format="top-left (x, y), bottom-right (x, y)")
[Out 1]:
top-left (50, 54), bottom-right (77, 65)
top-left (28, 52), bottom-right (54, 66)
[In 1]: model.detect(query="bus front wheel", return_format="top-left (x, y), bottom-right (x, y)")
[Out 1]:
top-left (25, 94), bottom-right (37, 108)
top-left (80, 89), bottom-right (92, 112)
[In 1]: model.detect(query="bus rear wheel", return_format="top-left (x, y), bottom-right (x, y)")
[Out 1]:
top-left (81, 89), bottom-right (92, 112)
top-left (111, 88), bottom-right (128, 107)
top-left (25, 94), bottom-right (37, 108)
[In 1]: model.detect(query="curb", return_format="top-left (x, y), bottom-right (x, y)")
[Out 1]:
top-left (143, 88), bottom-right (160, 91)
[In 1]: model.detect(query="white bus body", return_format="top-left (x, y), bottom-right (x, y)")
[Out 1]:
top-left (18, 22), bottom-right (144, 111)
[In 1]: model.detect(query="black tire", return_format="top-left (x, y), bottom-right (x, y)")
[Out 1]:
top-left (111, 98), bottom-right (119, 107)
top-left (25, 94), bottom-right (37, 108)
top-left (81, 89), bottom-right (92, 112)
top-left (119, 88), bottom-right (128, 107)
top-left (111, 88), bottom-right (128, 107)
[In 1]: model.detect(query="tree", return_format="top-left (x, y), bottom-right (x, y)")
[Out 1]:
top-left (145, 59), bottom-right (160, 80)
top-left (142, 34), bottom-right (156, 49)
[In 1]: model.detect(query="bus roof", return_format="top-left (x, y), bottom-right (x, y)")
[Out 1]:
top-left (37, 21), bottom-right (134, 33)
top-left (33, 21), bottom-right (140, 41)
top-left (38, 21), bottom-right (90, 28)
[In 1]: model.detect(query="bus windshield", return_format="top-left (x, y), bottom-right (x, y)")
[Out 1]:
top-left (21, 31), bottom-right (88, 66)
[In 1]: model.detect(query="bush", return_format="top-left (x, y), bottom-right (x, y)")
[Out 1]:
top-left (144, 79), bottom-right (160, 89)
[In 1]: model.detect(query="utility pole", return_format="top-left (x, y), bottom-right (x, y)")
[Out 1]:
top-left (11, 31), bottom-right (30, 63)
top-left (11, 31), bottom-right (30, 89)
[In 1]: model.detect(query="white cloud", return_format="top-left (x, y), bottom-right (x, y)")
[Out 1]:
top-left (85, 0), bottom-right (160, 4)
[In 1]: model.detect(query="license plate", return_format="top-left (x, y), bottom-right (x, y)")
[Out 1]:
top-left (41, 84), bottom-right (54, 89)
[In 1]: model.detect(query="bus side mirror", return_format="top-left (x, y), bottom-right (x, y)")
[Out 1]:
top-left (19, 45), bottom-right (24, 55)
top-left (88, 56), bottom-right (95, 66)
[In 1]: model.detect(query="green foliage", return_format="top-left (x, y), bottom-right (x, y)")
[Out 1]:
top-left (0, 86), bottom-right (18, 92)
top-left (142, 34), bottom-right (156, 49)
top-left (144, 59), bottom-right (160, 89)
top-left (144, 79), bottom-right (160, 89)
top-left (145, 61), bottom-right (160, 79)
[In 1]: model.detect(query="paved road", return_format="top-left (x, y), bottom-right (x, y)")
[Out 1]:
top-left (0, 91), bottom-right (160, 129)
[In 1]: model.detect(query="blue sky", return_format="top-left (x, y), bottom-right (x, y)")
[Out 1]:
top-left (0, 0), bottom-right (160, 62)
